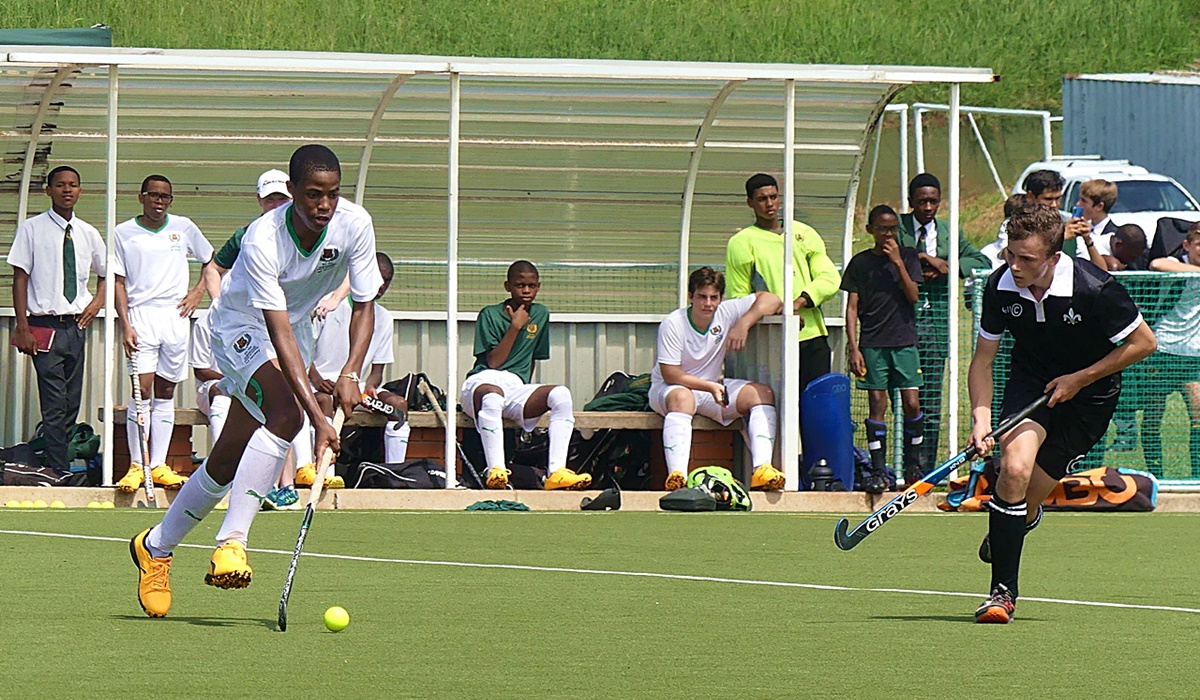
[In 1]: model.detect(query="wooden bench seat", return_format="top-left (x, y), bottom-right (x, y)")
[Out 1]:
top-left (105, 407), bottom-right (741, 431)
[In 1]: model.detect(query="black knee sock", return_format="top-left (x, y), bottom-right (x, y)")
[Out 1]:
top-left (987, 494), bottom-right (1028, 598)
top-left (1191, 425), bottom-right (1200, 479)
top-left (903, 412), bottom-right (925, 470)
top-left (865, 419), bottom-right (887, 476)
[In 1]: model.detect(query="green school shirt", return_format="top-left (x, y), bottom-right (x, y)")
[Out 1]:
top-left (467, 301), bottom-right (551, 383)
top-left (213, 225), bottom-right (248, 269)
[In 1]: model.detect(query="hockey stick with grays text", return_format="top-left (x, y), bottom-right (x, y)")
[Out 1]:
top-left (833, 393), bottom-right (1049, 551)
top-left (128, 354), bottom-right (156, 506)
top-left (278, 407), bottom-right (345, 631)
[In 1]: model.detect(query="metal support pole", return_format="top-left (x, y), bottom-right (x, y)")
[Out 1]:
top-left (102, 65), bottom-right (118, 486)
top-left (355, 73), bottom-right (413, 204)
top-left (913, 108), bottom-right (926, 175)
top-left (1042, 111), bottom-right (1054, 161)
top-left (16, 66), bottom-right (78, 225)
top-left (948, 84), bottom-right (962, 461)
top-left (678, 80), bottom-right (742, 307)
top-left (781, 79), bottom-right (800, 490)
top-left (968, 112), bottom-right (1007, 198)
top-left (864, 109), bottom-right (885, 218)
top-left (899, 108), bottom-right (910, 212)
top-left (445, 72), bottom-right (461, 489)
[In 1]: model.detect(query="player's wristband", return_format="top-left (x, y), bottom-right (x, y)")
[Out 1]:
top-left (339, 372), bottom-right (362, 383)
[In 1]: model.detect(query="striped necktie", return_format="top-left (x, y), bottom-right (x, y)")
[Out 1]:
top-left (63, 223), bottom-right (77, 303)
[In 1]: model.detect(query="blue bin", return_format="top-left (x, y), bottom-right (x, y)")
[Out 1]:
top-left (800, 373), bottom-right (854, 490)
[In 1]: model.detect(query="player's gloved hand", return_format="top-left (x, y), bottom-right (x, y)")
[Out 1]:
top-left (1045, 371), bottom-right (1087, 407)
top-left (313, 417), bottom-right (341, 462)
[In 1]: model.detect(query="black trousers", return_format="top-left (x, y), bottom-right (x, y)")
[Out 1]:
top-left (29, 315), bottom-right (86, 471)
top-left (799, 334), bottom-right (832, 415)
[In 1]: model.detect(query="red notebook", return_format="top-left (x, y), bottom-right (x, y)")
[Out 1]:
top-left (10, 326), bottom-right (55, 353)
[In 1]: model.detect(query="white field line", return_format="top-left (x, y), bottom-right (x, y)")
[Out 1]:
top-left (3, 528), bottom-right (1198, 616)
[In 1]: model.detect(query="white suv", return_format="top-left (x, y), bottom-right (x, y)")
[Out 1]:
top-left (1012, 157), bottom-right (1200, 247)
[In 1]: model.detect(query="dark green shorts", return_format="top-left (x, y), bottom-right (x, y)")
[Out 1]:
top-left (857, 345), bottom-right (922, 391)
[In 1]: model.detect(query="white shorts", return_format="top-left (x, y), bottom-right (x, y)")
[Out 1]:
top-left (128, 305), bottom-right (189, 383)
top-left (211, 311), bottom-right (315, 424)
top-left (649, 378), bottom-right (751, 426)
top-left (460, 369), bottom-right (545, 432)
top-left (195, 379), bottom-right (222, 417)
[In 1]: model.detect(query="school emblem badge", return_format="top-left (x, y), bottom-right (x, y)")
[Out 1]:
top-left (710, 325), bottom-right (723, 336)
top-left (233, 333), bottom-right (252, 353)
top-left (525, 323), bottom-right (538, 339)
top-left (315, 247), bottom-right (341, 272)
top-left (1063, 307), bottom-right (1081, 325)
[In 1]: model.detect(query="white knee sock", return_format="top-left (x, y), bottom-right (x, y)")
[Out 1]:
top-left (477, 392), bottom-right (506, 469)
top-left (126, 396), bottom-right (147, 466)
top-left (662, 412), bottom-right (693, 475)
top-left (291, 414), bottom-right (314, 468)
top-left (746, 404), bottom-right (778, 468)
top-left (215, 427), bottom-right (290, 545)
top-left (146, 462), bottom-right (230, 557)
top-left (546, 385), bottom-right (574, 474)
top-left (384, 421), bottom-right (411, 463)
top-left (208, 394), bottom-right (231, 444)
top-left (150, 397), bottom-right (175, 468)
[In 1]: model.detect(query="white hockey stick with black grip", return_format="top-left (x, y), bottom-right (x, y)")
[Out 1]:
top-left (278, 406), bottom-right (344, 631)
top-left (418, 379), bottom-right (487, 489)
top-left (128, 354), bottom-right (156, 506)
top-left (834, 393), bottom-right (1049, 551)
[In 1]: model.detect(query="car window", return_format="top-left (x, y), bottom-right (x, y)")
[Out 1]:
top-left (1063, 182), bottom-right (1081, 213)
top-left (1111, 180), bottom-right (1198, 213)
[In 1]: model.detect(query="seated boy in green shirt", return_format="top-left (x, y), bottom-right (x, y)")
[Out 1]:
top-left (460, 260), bottom-right (592, 490)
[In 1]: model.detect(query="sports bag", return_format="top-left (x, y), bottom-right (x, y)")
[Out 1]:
top-left (352, 459), bottom-right (447, 489)
top-left (382, 373), bottom-right (447, 412)
top-left (686, 466), bottom-right (753, 511)
top-left (938, 458), bottom-right (1158, 512)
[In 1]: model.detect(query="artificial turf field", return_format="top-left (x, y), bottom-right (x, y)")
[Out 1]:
top-left (3, 509), bottom-right (1199, 699)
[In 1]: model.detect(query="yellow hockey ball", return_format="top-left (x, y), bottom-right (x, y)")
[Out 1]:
top-left (324, 606), bottom-right (350, 632)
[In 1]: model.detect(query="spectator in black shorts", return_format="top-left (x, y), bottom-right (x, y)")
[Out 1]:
top-left (842, 205), bottom-right (924, 493)
top-left (967, 202), bottom-right (1157, 624)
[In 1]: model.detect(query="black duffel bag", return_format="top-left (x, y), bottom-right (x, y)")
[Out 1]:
top-left (352, 459), bottom-right (447, 489)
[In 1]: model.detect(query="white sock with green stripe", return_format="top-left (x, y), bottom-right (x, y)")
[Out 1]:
top-left (746, 404), bottom-right (777, 468)
top-left (150, 397), bottom-right (175, 468)
top-left (476, 392), bottom-right (506, 469)
top-left (546, 385), bottom-right (574, 474)
top-left (662, 411), bottom-right (692, 475)
top-left (146, 462), bottom-right (229, 557)
top-left (215, 427), bottom-right (289, 545)
top-left (384, 421), bottom-right (411, 462)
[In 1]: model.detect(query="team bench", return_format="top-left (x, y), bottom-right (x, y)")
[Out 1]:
top-left (105, 407), bottom-right (741, 431)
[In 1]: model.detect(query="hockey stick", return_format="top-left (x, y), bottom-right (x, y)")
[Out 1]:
top-left (418, 379), bottom-right (486, 489)
top-left (833, 393), bottom-right (1049, 551)
top-left (128, 354), bottom-right (156, 506)
top-left (278, 406), bottom-right (345, 632)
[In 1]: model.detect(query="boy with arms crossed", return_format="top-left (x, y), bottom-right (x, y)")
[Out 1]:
top-left (968, 202), bottom-right (1156, 623)
top-left (461, 261), bottom-right (591, 490)
top-left (129, 145), bottom-right (382, 618)
top-left (114, 175), bottom-right (214, 492)
top-left (843, 205), bottom-right (925, 493)
top-left (650, 266), bottom-right (784, 491)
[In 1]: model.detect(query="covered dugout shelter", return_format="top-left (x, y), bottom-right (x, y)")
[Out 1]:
top-left (0, 46), bottom-right (995, 487)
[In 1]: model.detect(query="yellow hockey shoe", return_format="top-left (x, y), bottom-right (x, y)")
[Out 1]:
top-left (486, 466), bottom-right (511, 490)
top-left (129, 528), bottom-right (172, 618)
top-left (664, 471), bottom-right (687, 491)
top-left (544, 468), bottom-right (592, 491)
top-left (116, 464), bottom-right (145, 493)
top-left (151, 465), bottom-right (188, 490)
top-left (204, 540), bottom-right (253, 590)
top-left (750, 464), bottom-right (786, 491)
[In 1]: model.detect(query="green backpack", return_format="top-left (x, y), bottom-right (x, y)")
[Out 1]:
top-left (686, 466), bottom-right (753, 512)
top-left (28, 423), bottom-right (101, 462)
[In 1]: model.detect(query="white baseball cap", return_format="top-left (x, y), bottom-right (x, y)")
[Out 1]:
top-left (256, 169), bottom-right (290, 199)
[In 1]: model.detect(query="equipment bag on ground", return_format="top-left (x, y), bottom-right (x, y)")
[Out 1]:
top-left (352, 459), bottom-right (447, 489)
top-left (938, 458), bottom-right (1158, 512)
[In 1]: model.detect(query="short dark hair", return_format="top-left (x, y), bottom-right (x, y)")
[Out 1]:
top-left (687, 266), bottom-right (725, 295)
top-left (140, 174), bottom-right (171, 193)
top-left (1007, 202), bottom-right (1064, 254)
top-left (1003, 193), bottom-right (1024, 219)
top-left (1022, 169), bottom-right (1065, 197)
top-left (507, 260), bottom-right (538, 281)
top-left (289, 144), bottom-right (341, 187)
top-left (908, 172), bottom-right (941, 198)
top-left (45, 166), bottom-right (80, 188)
top-left (745, 173), bottom-right (777, 198)
top-left (375, 252), bottom-right (395, 277)
top-left (1185, 222), bottom-right (1200, 244)
top-left (867, 204), bottom-right (898, 226)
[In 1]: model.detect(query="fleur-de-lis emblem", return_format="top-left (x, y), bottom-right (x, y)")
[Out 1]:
top-left (1063, 307), bottom-right (1081, 325)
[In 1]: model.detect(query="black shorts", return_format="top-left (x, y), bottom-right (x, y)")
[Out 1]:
top-left (1000, 374), bottom-right (1118, 480)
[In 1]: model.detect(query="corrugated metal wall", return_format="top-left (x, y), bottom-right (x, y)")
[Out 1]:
top-left (1063, 76), bottom-right (1200, 197)
top-left (0, 310), bottom-right (845, 454)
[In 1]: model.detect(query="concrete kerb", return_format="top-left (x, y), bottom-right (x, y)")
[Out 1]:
top-left (2, 487), bottom-right (1199, 512)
